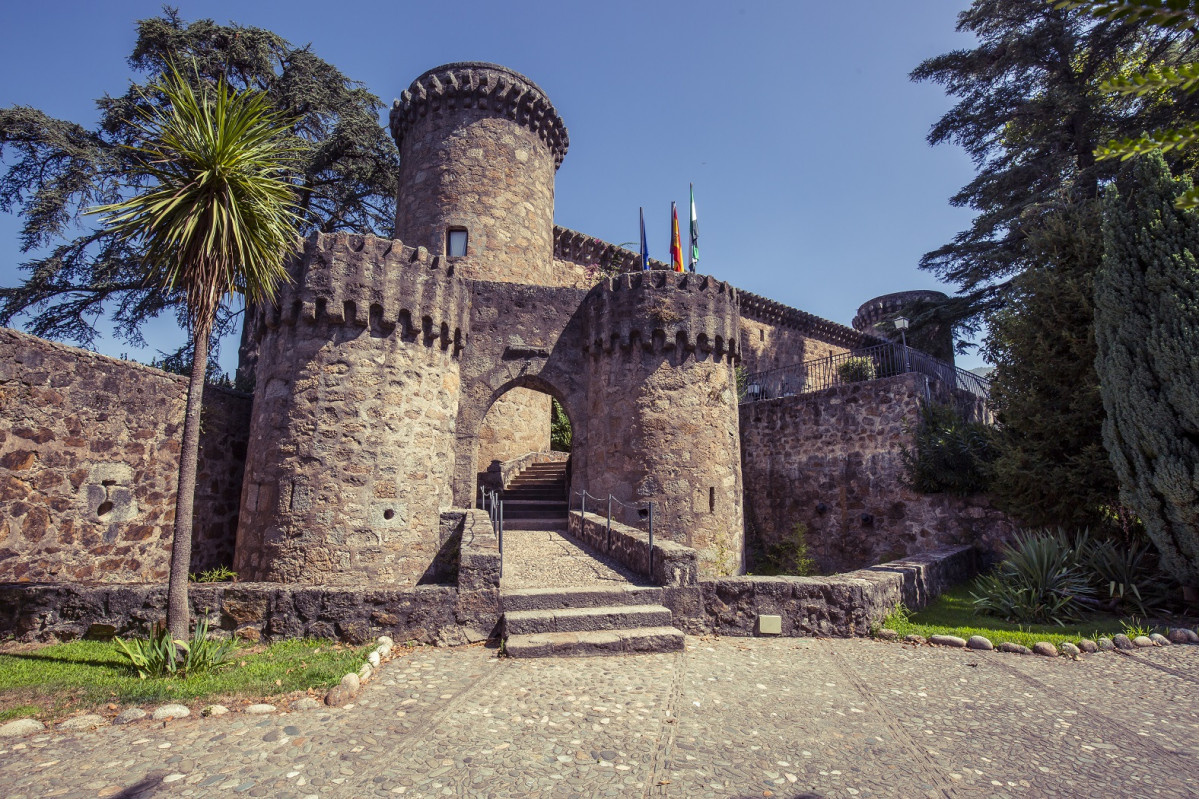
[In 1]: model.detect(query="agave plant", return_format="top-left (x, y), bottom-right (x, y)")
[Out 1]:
top-left (971, 530), bottom-right (1094, 625)
top-left (114, 617), bottom-right (238, 679)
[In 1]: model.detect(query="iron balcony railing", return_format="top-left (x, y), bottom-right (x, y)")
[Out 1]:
top-left (741, 342), bottom-right (990, 404)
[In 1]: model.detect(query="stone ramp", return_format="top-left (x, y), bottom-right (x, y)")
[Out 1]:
top-left (500, 527), bottom-right (683, 658)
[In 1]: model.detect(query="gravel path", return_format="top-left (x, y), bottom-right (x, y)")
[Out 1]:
top-left (2, 637), bottom-right (1196, 798)
top-left (501, 528), bottom-right (648, 589)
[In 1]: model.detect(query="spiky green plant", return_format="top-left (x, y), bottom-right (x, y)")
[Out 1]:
top-left (971, 530), bottom-right (1095, 625)
top-left (93, 64), bottom-right (302, 639)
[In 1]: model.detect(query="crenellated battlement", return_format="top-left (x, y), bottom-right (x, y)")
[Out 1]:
top-left (582, 270), bottom-right (741, 360)
top-left (553, 226), bottom-right (668, 272)
top-left (258, 232), bottom-right (469, 354)
top-left (740, 290), bottom-right (879, 350)
top-left (390, 62), bottom-right (569, 168)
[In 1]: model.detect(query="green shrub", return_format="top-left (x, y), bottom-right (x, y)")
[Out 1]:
top-left (970, 530), bottom-right (1094, 625)
top-left (190, 565), bottom-right (237, 583)
top-left (1084, 538), bottom-right (1173, 617)
top-left (837, 356), bottom-right (876, 383)
top-left (755, 522), bottom-right (818, 576)
top-left (550, 398), bottom-right (572, 452)
top-left (901, 401), bottom-right (997, 496)
top-left (114, 617), bottom-right (238, 679)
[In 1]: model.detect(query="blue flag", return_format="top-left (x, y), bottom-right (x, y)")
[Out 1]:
top-left (640, 207), bottom-right (650, 270)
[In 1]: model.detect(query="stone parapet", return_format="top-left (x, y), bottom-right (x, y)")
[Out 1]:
top-left (672, 545), bottom-right (975, 638)
top-left (740, 290), bottom-right (879, 351)
top-left (583, 270), bottom-right (741, 360)
top-left (390, 62), bottom-right (568, 169)
top-left (0, 580), bottom-right (499, 646)
top-left (553, 226), bottom-right (668, 273)
top-left (567, 510), bottom-right (698, 587)
top-left (258, 232), bottom-right (468, 354)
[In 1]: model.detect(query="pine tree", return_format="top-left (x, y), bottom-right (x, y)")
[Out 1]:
top-left (1096, 152), bottom-right (1199, 586)
top-left (912, 0), bottom-right (1198, 334)
top-left (983, 198), bottom-right (1122, 529)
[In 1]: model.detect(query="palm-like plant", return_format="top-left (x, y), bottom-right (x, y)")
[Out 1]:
top-left (95, 65), bottom-right (301, 639)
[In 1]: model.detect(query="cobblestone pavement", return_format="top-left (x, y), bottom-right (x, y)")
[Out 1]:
top-left (501, 528), bottom-right (647, 589)
top-left (1, 637), bottom-right (1196, 798)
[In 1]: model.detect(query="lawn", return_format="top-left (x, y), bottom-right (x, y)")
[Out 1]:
top-left (881, 584), bottom-right (1139, 649)
top-left (0, 638), bottom-right (373, 723)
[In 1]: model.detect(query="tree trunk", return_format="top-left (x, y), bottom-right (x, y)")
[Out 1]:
top-left (166, 317), bottom-right (213, 640)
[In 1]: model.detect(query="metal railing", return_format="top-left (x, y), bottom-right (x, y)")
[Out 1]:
top-left (741, 342), bottom-right (989, 403)
top-left (478, 486), bottom-right (504, 578)
top-left (573, 488), bottom-right (656, 575)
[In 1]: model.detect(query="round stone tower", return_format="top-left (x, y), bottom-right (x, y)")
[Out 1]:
top-left (389, 62), bottom-right (569, 285)
top-left (234, 232), bottom-right (470, 586)
top-left (852, 290), bottom-right (955, 364)
top-left (574, 271), bottom-right (744, 576)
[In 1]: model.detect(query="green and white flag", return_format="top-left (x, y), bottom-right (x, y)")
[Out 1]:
top-left (688, 183), bottom-right (699, 272)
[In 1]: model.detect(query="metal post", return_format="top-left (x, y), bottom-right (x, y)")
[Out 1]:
top-left (648, 503), bottom-right (655, 578)
top-left (498, 499), bottom-right (504, 579)
top-left (581, 489), bottom-right (586, 517)
top-left (607, 495), bottom-right (612, 552)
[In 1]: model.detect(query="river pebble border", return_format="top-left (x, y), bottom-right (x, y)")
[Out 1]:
top-left (877, 625), bottom-right (1199, 658)
top-left (0, 636), bottom-right (397, 739)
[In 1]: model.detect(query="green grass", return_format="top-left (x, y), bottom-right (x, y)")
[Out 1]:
top-left (879, 584), bottom-right (1132, 649)
top-left (0, 638), bottom-right (372, 722)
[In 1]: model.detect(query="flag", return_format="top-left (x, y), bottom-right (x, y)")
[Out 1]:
top-left (670, 202), bottom-right (684, 272)
top-left (640, 207), bottom-right (650, 271)
top-left (688, 183), bottom-right (699, 273)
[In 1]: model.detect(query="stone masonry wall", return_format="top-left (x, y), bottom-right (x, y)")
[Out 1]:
top-left (740, 373), bottom-right (1014, 574)
top-left (0, 328), bottom-right (249, 583)
top-left (477, 388), bottom-right (552, 470)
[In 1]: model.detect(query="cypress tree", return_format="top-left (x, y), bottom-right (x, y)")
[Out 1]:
top-left (984, 198), bottom-right (1122, 529)
top-left (1096, 152), bottom-right (1199, 586)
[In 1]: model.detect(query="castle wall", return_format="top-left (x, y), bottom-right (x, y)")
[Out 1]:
top-left (737, 291), bottom-right (878, 377)
top-left (739, 373), bottom-right (1013, 574)
top-left (235, 233), bottom-right (469, 586)
top-left (0, 328), bottom-right (249, 583)
top-left (738, 317), bottom-right (850, 375)
top-left (477, 387), bottom-right (552, 469)
top-left (574, 271), bottom-right (744, 576)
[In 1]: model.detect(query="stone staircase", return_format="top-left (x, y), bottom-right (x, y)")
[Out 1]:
top-left (498, 528), bottom-right (685, 658)
top-left (502, 584), bottom-right (684, 657)
top-left (500, 461), bottom-right (568, 530)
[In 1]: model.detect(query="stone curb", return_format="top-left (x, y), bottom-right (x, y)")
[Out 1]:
top-left (875, 626), bottom-right (1199, 660)
top-left (0, 635), bottom-right (401, 739)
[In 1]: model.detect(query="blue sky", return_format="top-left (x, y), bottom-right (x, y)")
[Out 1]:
top-left (0, 1), bottom-right (981, 373)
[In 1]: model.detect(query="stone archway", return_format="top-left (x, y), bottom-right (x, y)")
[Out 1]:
top-left (450, 281), bottom-right (591, 506)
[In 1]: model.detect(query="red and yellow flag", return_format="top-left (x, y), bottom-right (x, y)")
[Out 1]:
top-left (670, 202), bottom-right (684, 272)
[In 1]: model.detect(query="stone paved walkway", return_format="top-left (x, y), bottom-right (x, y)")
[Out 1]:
top-left (501, 528), bottom-right (647, 589)
top-left (2, 637), bottom-right (1196, 798)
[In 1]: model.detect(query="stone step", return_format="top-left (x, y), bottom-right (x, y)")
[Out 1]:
top-left (501, 584), bottom-right (662, 612)
top-left (504, 604), bottom-right (673, 636)
top-left (506, 479), bottom-right (565, 489)
top-left (501, 510), bottom-right (568, 520)
top-left (504, 626), bottom-right (685, 658)
top-left (500, 519), bottom-right (568, 531)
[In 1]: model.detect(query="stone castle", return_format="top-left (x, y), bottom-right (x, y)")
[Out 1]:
top-left (0, 63), bottom-right (1011, 645)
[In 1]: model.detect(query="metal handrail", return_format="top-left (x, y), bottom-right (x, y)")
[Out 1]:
top-left (741, 342), bottom-right (989, 403)
top-left (572, 487), bottom-right (655, 575)
top-left (478, 485), bottom-right (504, 578)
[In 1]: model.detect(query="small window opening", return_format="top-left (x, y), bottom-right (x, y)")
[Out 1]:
top-left (759, 329), bottom-right (764, 342)
top-left (447, 228), bottom-right (468, 257)
top-left (709, 487), bottom-right (715, 513)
